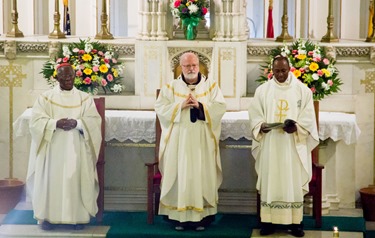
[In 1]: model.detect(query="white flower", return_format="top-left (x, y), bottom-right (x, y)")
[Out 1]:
top-left (117, 63), bottom-right (125, 75)
top-left (111, 84), bottom-right (123, 93)
top-left (62, 45), bottom-right (72, 57)
top-left (312, 73), bottom-right (319, 80)
top-left (104, 51), bottom-right (112, 59)
top-left (171, 8), bottom-right (180, 17)
top-left (321, 82), bottom-right (330, 90)
top-left (84, 43), bottom-right (93, 53)
top-left (298, 49), bottom-right (306, 55)
top-left (188, 3), bottom-right (199, 13)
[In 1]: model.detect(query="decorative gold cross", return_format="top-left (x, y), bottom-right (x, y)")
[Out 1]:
top-left (0, 62), bottom-right (26, 180)
top-left (361, 70), bottom-right (375, 184)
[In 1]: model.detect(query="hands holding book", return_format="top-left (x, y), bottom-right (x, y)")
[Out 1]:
top-left (261, 119), bottom-right (297, 134)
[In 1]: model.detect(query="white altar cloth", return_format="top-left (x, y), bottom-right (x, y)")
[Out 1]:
top-left (13, 109), bottom-right (360, 144)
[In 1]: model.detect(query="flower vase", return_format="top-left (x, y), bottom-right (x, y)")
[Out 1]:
top-left (182, 18), bottom-right (200, 40)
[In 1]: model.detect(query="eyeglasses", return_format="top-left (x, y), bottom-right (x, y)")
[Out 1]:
top-left (181, 64), bottom-right (198, 68)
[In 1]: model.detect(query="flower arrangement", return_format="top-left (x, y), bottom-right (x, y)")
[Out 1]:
top-left (170, 0), bottom-right (209, 39)
top-left (170, 0), bottom-right (209, 19)
top-left (41, 38), bottom-right (124, 94)
top-left (258, 39), bottom-right (342, 101)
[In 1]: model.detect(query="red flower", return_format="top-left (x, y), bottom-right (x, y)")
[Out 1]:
top-left (202, 7), bottom-right (208, 15)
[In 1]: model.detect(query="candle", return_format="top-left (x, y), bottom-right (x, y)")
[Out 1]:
top-left (333, 226), bottom-right (339, 237)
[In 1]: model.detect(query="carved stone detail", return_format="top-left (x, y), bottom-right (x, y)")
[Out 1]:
top-left (16, 42), bottom-right (49, 53)
top-left (0, 41), bottom-right (4, 52)
top-left (110, 45), bottom-right (136, 57)
top-left (335, 47), bottom-right (370, 57)
top-left (370, 46), bottom-right (375, 65)
top-left (48, 41), bottom-right (61, 60)
top-left (4, 40), bottom-right (17, 60)
top-left (246, 46), bottom-right (275, 56)
top-left (168, 47), bottom-right (213, 72)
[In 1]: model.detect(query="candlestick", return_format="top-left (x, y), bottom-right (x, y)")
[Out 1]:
top-left (366, 0), bottom-right (375, 42)
top-left (275, 0), bottom-right (293, 42)
top-left (49, 0), bottom-right (66, 39)
top-left (321, 0), bottom-right (339, 42)
top-left (95, 0), bottom-right (114, 39)
top-left (6, 0), bottom-right (24, 37)
top-left (333, 226), bottom-right (339, 237)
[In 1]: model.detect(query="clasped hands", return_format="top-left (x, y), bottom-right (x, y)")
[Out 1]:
top-left (261, 119), bottom-right (297, 134)
top-left (181, 93), bottom-right (199, 109)
top-left (56, 118), bottom-right (77, 131)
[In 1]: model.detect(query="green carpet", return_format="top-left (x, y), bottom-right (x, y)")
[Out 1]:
top-left (2, 210), bottom-right (367, 238)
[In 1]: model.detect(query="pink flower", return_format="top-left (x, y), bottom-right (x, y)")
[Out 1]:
top-left (56, 58), bottom-right (62, 63)
top-left (311, 87), bottom-right (316, 93)
top-left (107, 74), bottom-right (114, 82)
top-left (323, 58), bottom-right (330, 65)
top-left (292, 50), bottom-right (298, 55)
top-left (76, 70), bottom-right (83, 77)
top-left (290, 67), bottom-right (296, 72)
top-left (267, 73), bottom-right (273, 79)
top-left (101, 79), bottom-right (108, 86)
top-left (63, 57), bottom-right (69, 62)
top-left (317, 70), bottom-right (324, 76)
top-left (104, 59), bottom-right (110, 64)
top-left (93, 65), bottom-right (99, 72)
top-left (98, 51), bottom-right (104, 56)
top-left (299, 68), bottom-right (305, 73)
top-left (328, 80), bottom-right (333, 86)
top-left (174, 0), bottom-right (181, 8)
top-left (83, 77), bottom-right (91, 84)
top-left (313, 57), bottom-right (321, 62)
top-left (308, 51), bottom-right (314, 56)
top-left (79, 64), bottom-right (85, 70)
top-left (78, 50), bottom-right (85, 55)
top-left (91, 49), bottom-right (98, 54)
top-left (112, 58), bottom-right (117, 64)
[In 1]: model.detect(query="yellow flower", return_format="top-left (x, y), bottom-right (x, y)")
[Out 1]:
top-left (293, 70), bottom-right (302, 78)
top-left (296, 54), bottom-right (306, 60)
top-left (91, 75), bottom-right (98, 82)
top-left (309, 62), bottom-right (319, 72)
top-left (82, 54), bottom-right (92, 62)
top-left (99, 64), bottom-right (109, 73)
top-left (53, 70), bottom-right (57, 77)
top-left (112, 68), bottom-right (119, 77)
top-left (83, 68), bottom-right (93, 75)
top-left (322, 68), bottom-right (331, 77)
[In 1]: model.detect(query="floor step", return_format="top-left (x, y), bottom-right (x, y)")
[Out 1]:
top-left (0, 225), bottom-right (109, 238)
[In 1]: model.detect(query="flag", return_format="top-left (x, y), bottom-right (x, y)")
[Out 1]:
top-left (266, 0), bottom-right (274, 38)
top-left (63, 0), bottom-right (71, 35)
top-left (368, 0), bottom-right (374, 37)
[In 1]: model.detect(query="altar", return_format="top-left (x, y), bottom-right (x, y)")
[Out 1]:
top-left (13, 108), bottom-right (360, 213)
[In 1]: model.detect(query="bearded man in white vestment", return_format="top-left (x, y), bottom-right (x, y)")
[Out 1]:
top-left (155, 52), bottom-right (226, 231)
top-left (27, 63), bottom-right (102, 230)
top-left (248, 56), bottom-right (319, 237)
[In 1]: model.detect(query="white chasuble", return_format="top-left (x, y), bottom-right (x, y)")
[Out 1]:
top-left (155, 75), bottom-right (226, 222)
top-left (27, 86), bottom-right (102, 224)
top-left (248, 73), bottom-right (319, 224)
